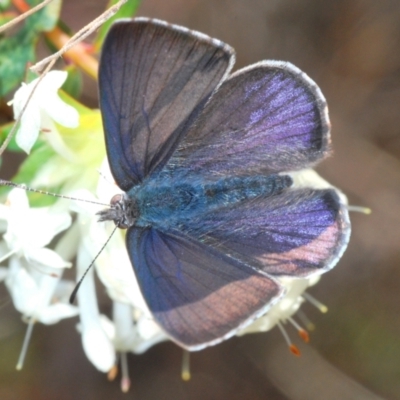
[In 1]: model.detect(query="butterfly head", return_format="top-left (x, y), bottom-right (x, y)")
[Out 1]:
top-left (97, 193), bottom-right (139, 229)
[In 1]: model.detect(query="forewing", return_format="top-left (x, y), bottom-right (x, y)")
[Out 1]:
top-left (180, 189), bottom-right (350, 277)
top-left (99, 18), bottom-right (235, 190)
top-left (165, 61), bottom-right (330, 178)
top-left (127, 227), bottom-right (283, 350)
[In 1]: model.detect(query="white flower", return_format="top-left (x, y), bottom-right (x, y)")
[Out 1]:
top-left (5, 256), bottom-right (78, 324)
top-left (288, 168), bottom-right (348, 203)
top-left (2, 251), bottom-right (79, 370)
top-left (0, 188), bottom-right (77, 324)
top-left (68, 160), bottom-right (167, 373)
top-left (111, 301), bottom-right (167, 355)
top-left (0, 189), bottom-right (78, 369)
top-left (12, 70), bottom-right (79, 154)
top-left (0, 188), bottom-right (72, 268)
top-left (75, 240), bottom-right (116, 373)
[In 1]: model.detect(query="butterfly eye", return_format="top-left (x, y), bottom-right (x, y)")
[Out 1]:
top-left (110, 193), bottom-right (124, 207)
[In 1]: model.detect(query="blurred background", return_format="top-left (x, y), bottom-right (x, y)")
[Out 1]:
top-left (1, 0), bottom-right (400, 399)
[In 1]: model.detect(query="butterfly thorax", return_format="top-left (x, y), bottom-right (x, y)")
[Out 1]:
top-left (132, 174), bottom-right (293, 229)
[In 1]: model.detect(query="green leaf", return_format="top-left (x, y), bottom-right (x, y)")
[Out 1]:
top-left (94, 0), bottom-right (142, 52)
top-left (57, 19), bottom-right (73, 36)
top-left (63, 65), bottom-right (83, 99)
top-left (0, 0), bottom-right (63, 96)
top-left (0, 28), bottom-right (36, 97)
top-left (0, 0), bottom-right (11, 12)
top-left (25, 0), bottom-right (62, 32)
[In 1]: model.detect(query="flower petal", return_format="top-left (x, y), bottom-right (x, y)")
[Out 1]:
top-left (12, 82), bottom-right (30, 118)
top-left (12, 70), bottom-right (79, 153)
top-left (5, 258), bottom-right (37, 315)
top-left (7, 188), bottom-right (30, 210)
top-left (81, 325), bottom-right (115, 372)
top-left (28, 247), bottom-right (71, 269)
top-left (40, 117), bottom-right (78, 161)
top-left (13, 89), bottom-right (42, 154)
top-left (36, 303), bottom-right (79, 324)
top-left (39, 70), bottom-right (68, 91)
top-left (43, 92), bottom-right (79, 128)
top-left (76, 245), bottom-right (115, 372)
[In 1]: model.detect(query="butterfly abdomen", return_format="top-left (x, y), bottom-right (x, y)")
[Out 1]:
top-left (136, 174), bottom-right (292, 228)
top-left (203, 175), bottom-right (292, 207)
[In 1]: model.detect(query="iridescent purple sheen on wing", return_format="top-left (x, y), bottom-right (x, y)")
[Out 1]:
top-left (165, 62), bottom-right (330, 178)
top-left (180, 189), bottom-right (349, 277)
top-left (127, 227), bottom-right (283, 350)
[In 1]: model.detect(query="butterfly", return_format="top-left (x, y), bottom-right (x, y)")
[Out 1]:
top-left (97, 17), bottom-right (351, 351)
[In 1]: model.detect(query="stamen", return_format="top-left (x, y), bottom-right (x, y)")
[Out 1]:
top-left (107, 364), bottom-right (118, 381)
top-left (302, 293), bottom-right (328, 313)
top-left (16, 317), bottom-right (35, 370)
top-left (277, 322), bottom-right (300, 356)
top-left (0, 0), bottom-right (54, 34)
top-left (347, 205), bottom-right (371, 214)
top-left (181, 350), bottom-right (191, 381)
top-left (120, 352), bottom-right (131, 393)
top-left (288, 317), bottom-right (309, 343)
top-left (296, 309), bottom-right (316, 331)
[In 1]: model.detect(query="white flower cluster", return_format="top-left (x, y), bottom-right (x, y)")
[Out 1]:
top-left (11, 71), bottom-right (79, 155)
top-left (67, 162), bottom-right (169, 374)
top-left (0, 71), bottom-right (345, 387)
top-left (2, 72), bottom-right (168, 378)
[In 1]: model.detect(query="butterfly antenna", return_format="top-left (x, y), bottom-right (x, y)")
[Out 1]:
top-left (69, 224), bottom-right (119, 304)
top-left (0, 179), bottom-right (111, 207)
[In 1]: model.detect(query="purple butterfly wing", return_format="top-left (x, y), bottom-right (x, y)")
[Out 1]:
top-left (127, 227), bottom-right (283, 350)
top-left (99, 18), bottom-right (235, 190)
top-left (164, 61), bottom-right (330, 178)
top-left (180, 189), bottom-right (350, 277)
